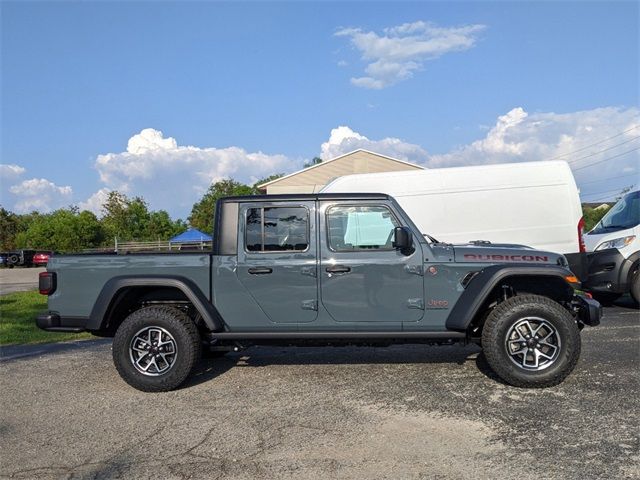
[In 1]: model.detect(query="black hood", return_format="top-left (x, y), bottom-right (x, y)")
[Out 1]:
top-left (429, 241), bottom-right (567, 267)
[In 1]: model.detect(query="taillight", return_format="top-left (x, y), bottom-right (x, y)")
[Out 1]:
top-left (578, 217), bottom-right (586, 253)
top-left (39, 272), bottom-right (56, 295)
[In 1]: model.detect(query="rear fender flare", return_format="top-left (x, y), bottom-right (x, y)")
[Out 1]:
top-left (87, 275), bottom-right (224, 332)
top-left (445, 265), bottom-right (575, 332)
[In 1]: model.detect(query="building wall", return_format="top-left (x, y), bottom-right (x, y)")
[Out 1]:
top-left (263, 150), bottom-right (423, 194)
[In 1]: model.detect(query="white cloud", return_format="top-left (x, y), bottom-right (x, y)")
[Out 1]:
top-left (320, 107), bottom-right (640, 200)
top-left (9, 178), bottom-right (73, 213)
top-left (320, 126), bottom-right (429, 164)
top-left (93, 128), bottom-right (298, 215)
top-left (77, 188), bottom-right (111, 216)
top-left (0, 164), bottom-right (26, 180)
top-left (428, 106), bottom-right (640, 198)
top-left (5, 105), bottom-right (636, 216)
top-left (429, 106), bottom-right (639, 166)
top-left (336, 21), bottom-right (486, 89)
top-left (1, 164), bottom-right (27, 209)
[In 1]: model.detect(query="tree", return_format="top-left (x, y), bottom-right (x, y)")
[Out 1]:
top-left (303, 157), bottom-right (322, 169)
top-left (146, 210), bottom-right (187, 240)
top-left (252, 173), bottom-right (284, 193)
top-left (582, 206), bottom-right (610, 231)
top-left (100, 191), bottom-right (130, 241)
top-left (188, 179), bottom-right (254, 233)
top-left (15, 208), bottom-right (104, 252)
top-left (101, 191), bottom-right (151, 242)
top-left (0, 207), bottom-right (21, 250)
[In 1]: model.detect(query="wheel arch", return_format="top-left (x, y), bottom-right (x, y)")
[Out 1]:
top-left (623, 251), bottom-right (640, 285)
top-left (87, 275), bottom-right (225, 335)
top-left (445, 265), bottom-right (576, 333)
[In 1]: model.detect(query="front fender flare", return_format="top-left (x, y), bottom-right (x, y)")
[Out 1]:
top-left (87, 275), bottom-right (225, 332)
top-left (445, 265), bottom-right (575, 332)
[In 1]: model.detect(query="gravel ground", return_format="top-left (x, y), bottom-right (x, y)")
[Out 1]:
top-left (0, 299), bottom-right (638, 480)
top-left (0, 268), bottom-right (45, 295)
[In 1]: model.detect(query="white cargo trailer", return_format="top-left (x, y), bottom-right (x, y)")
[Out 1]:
top-left (321, 160), bottom-right (584, 255)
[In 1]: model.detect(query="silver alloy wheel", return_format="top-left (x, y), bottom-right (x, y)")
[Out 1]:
top-left (129, 326), bottom-right (178, 376)
top-left (505, 317), bottom-right (561, 371)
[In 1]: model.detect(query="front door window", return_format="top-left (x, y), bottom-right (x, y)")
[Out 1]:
top-left (327, 205), bottom-right (399, 251)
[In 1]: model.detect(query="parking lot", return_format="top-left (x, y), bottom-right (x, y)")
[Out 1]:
top-left (0, 298), bottom-right (637, 479)
top-left (0, 267), bottom-right (45, 295)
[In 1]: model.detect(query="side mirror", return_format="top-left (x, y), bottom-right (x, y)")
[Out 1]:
top-left (392, 226), bottom-right (413, 253)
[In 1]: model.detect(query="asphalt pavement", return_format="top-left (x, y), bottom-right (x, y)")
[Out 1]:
top-left (0, 267), bottom-right (45, 295)
top-left (0, 299), bottom-right (638, 479)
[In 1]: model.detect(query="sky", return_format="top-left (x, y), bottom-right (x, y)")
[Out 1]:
top-left (1, 1), bottom-right (639, 219)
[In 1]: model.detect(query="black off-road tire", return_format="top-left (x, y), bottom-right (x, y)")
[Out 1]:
top-left (113, 306), bottom-right (201, 392)
top-left (481, 294), bottom-right (581, 388)
top-left (630, 267), bottom-right (640, 307)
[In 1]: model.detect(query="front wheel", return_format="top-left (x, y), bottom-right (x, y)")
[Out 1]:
top-left (113, 306), bottom-right (202, 392)
top-left (630, 268), bottom-right (639, 307)
top-left (481, 295), bottom-right (581, 388)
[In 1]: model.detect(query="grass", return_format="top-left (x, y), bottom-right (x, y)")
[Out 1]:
top-left (0, 290), bottom-right (93, 345)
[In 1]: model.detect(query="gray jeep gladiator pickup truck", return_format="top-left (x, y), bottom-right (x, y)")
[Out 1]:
top-left (37, 193), bottom-right (601, 392)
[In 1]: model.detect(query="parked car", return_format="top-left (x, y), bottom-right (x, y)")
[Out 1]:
top-left (37, 193), bottom-right (600, 392)
top-left (583, 190), bottom-right (639, 305)
top-left (4, 249), bottom-right (35, 268)
top-left (321, 161), bottom-right (586, 276)
top-left (0, 252), bottom-right (7, 268)
top-left (33, 251), bottom-right (52, 267)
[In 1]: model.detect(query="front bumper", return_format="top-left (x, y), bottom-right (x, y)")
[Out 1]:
top-left (574, 296), bottom-right (602, 327)
top-left (36, 312), bottom-right (87, 332)
top-left (582, 248), bottom-right (633, 295)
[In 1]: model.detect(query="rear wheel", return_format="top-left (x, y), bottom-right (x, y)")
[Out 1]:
top-left (113, 306), bottom-right (201, 392)
top-left (481, 294), bottom-right (581, 388)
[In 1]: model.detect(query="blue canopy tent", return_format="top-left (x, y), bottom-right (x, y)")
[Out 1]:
top-left (169, 228), bottom-right (213, 250)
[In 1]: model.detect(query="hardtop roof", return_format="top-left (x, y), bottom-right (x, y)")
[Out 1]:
top-left (218, 193), bottom-right (392, 203)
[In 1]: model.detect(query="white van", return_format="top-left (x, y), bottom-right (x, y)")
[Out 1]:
top-left (583, 190), bottom-right (639, 305)
top-left (321, 160), bottom-right (585, 255)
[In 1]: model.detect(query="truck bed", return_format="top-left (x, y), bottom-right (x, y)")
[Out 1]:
top-left (47, 253), bottom-right (211, 318)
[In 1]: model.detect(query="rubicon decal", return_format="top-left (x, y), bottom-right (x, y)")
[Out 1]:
top-left (463, 253), bottom-right (549, 262)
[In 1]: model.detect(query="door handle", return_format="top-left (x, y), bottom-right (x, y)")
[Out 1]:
top-left (248, 267), bottom-right (273, 275)
top-left (326, 265), bottom-right (351, 274)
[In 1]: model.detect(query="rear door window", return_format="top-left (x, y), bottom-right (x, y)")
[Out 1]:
top-left (245, 207), bottom-right (309, 252)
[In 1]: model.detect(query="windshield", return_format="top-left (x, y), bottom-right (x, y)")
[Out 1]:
top-left (590, 190), bottom-right (640, 234)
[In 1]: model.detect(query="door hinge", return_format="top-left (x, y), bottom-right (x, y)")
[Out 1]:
top-left (301, 266), bottom-right (317, 278)
top-left (405, 265), bottom-right (423, 276)
top-left (407, 298), bottom-right (424, 310)
top-left (301, 299), bottom-right (318, 311)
